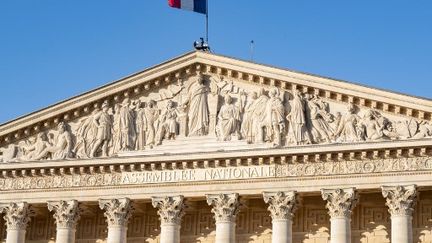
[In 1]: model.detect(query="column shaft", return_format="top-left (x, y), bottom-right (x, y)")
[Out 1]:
top-left (330, 217), bottom-right (351, 243)
top-left (107, 226), bottom-right (128, 243)
top-left (215, 221), bottom-right (236, 243)
top-left (391, 215), bottom-right (412, 243)
top-left (160, 223), bottom-right (181, 243)
top-left (56, 228), bottom-right (76, 243)
top-left (271, 219), bottom-right (292, 243)
top-left (5, 229), bottom-right (26, 243)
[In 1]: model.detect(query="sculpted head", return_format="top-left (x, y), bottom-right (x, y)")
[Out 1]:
top-left (224, 95), bottom-right (233, 104)
top-left (167, 100), bottom-right (174, 108)
top-left (258, 88), bottom-right (266, 97)
top-left (148, 100), bottom-right (156, 108)
top-left (58, 122), bottom-right (67, 133)
top-left (250, 91), bottom-right (258, 100)
top-left (347, 103), bottom-right (356, 114)
top-left (101, 101), bottom-right (109, 112)
top-left (122, 98), bottom-right (130, 106)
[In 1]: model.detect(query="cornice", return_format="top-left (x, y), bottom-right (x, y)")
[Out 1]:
top-left (0, 139), bottom-right (430, 179)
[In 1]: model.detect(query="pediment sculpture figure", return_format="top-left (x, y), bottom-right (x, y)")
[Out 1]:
top-left (287, 89), bottom-right (311, 145)
top-left (157, 100), bottom-right (179, 144)
top-left (216, 94), bottom-right (242, 141)
top-left (183, 75), bottom-right (210, 136)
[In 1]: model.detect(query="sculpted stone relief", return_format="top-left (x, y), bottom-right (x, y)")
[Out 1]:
top-left (1, 74), bottom-right (432, 163)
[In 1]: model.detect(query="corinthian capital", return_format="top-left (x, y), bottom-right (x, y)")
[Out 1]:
top-left (321, 188), bottom-right (359, 218)
top-left (99, 198), bottom-right (133, 227)
top-left (0, 202), bottom-right (34, 230)
top-left (152, 196), bottom-right (186, 225)
top-left (47, 200), bottom-right (81, 229)
top-left (263, 191), bottom-right (298, 220)
top-left (206, 193), bottom-right (240, 223)
top-left (382, 185), bottom-right (417, 217)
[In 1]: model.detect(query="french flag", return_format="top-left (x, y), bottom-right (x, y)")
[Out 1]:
top-left (168, 0), bottom-right (207, 15)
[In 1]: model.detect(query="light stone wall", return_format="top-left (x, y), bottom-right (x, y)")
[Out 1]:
top-left (0, 192), bottom-right (430, 243)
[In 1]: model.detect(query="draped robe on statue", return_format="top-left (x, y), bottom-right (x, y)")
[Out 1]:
top-left (187, 81), bottom-right (210, 136)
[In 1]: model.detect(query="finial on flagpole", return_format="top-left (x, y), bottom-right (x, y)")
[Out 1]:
top-left (250, 40), bottom-right (255, 62)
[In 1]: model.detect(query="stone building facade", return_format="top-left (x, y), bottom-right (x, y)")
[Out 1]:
top-left (0, 51), bottom-right (431, 243)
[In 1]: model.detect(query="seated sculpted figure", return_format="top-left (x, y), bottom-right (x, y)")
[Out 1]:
top-left (334, 103), bottom-right (362, 142)
top-left (217, 94), bottom-right (241, 141)
top-left (35, 122), bottom-right (75, 160)
top-left (157, 100), bottom-right (179, 144)
top-left (22, 132), bottom-right (51, 161)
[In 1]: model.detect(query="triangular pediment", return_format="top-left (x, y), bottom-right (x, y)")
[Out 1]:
top-left (1, 51), bottom-right (432, 163)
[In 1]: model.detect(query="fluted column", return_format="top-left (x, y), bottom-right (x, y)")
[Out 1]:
top-left (321, 188), bottom-right (358, 243)
top-left (382, 185), bottom-right (417, 243)
top-left (99, 198), bottom-right (133, 243)
top-left (263, 191), bottom-right (298, 243)
top-left (48, 200), bottom-right (81, 243)
top-left (206, 193), bottom-right (240, 243)
top-left (0, 202), bottom-right (33, 243)
top-left (152, 196), bottom-right (186, 243)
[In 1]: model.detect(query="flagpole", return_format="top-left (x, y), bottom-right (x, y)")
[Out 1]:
top-left (206, 0), bottom-right (209, 44)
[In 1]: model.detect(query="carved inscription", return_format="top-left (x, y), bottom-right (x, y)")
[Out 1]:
top-left (0, 157), bottom-right (431, 191)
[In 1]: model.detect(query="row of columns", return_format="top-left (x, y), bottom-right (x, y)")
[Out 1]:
top-left (0, 185), bottom-right (417, 243)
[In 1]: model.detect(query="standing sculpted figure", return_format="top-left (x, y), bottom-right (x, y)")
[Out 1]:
top-left (118, 98), bottom-right (136, 151)
top-left (74, 109), bottom-right (98, 158)
top-left (334, 103), bottom-right (362, 142)
top-left (253, 88), bottom-right (270, 143)
top-left (265, 88), bottom-right (285, 147)
top-left (287, 90), bottom-right (310, 145)
top-left (184, 75), bottom-right (210, 136)
top-left (135, 101), bottom-right (148, 150)
top-left (306, 95), bottom-right (333, 143)
top-left (145, 100), bottom-right (159, 148)
top-left (90, 101), bottom-right (112, 157)
top-left (241, 91), bottom-right (258, 143)
top-left (157, 100), bottom-right (179, 144)
top-left (111, 103), bottom-right (122, 154)
top-left (217, 95), bottom-right (241, 141)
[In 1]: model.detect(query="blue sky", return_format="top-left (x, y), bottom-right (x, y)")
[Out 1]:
top-left (0, 0), bottom-right (431, 124)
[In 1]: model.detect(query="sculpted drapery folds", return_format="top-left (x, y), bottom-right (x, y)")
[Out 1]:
top-left (263, 191), bottom-right (298, 220)
top-left (145, 100), bottom-right (159, 147)
top-left (135, 100), bottom-right (148, 150)
top-left (0, 202), bottom-right (34, 230)
top-left (241, 91), bottom-right (258, 143)
top-left (99, 198), bottom-right (133, 227)
top-left (184, 75), bottom-right (210, 136)
top-left (3, 73), bottom-right (432, 163)
top-left (321, 188), bottom-right (359, 218)
top-left (90, 101), bottom-right (112, 157)
top-left (206, 193), bottom-right (241, 223)
top-left (217, 94), bottom-right (241, 141)
top-left (117, 98), bottom-right (137, 151)
top-left (287, 89), bottom-right (310, 145)
top-left (306, 95), bottom-right (334, 143)
top-left (382, 185), bottom-right (417, 217)
top-left (157, 100), bottom-right (179, 144)
top-left (47, 200), bottom-right (81, 229)
top-left (265, 88), bottom-right (285, 147)
top-left (152, 196), bottom-right (186, 225)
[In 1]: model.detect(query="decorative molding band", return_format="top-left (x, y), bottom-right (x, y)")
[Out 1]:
top-left (0, 157), bottom-right (430, 192)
